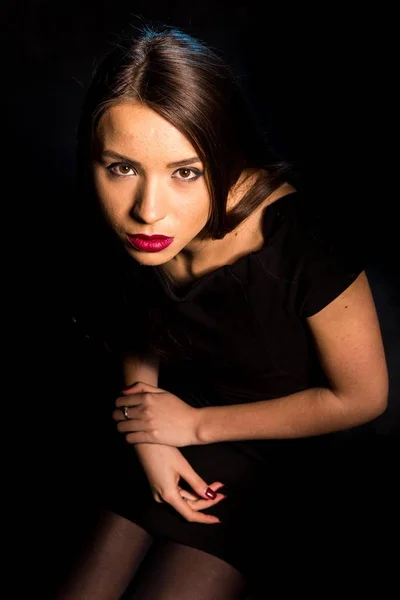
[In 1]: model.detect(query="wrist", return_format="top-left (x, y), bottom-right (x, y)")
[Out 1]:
top-left (133, 442), bottom-right (158, 453)
top-left (194, 406), bottom-right (212, 445)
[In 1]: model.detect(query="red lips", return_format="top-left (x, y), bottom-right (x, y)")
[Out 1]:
top-left (130, 234), bottom-right (171, 240)
top-left (126, 234), bottom-right (174, 253)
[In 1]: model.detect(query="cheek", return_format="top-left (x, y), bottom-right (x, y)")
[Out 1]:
top-left (195, 196), bottom-right (211, 225)
top-left (92, 167), bottom-right (104, 195)
top-left (99, 203), bottom-right (118, 225)
top-left (95, 189), bottom-right (116, 220)
top-left (93, 172), bottom-right (125, 216)
top-left (92, 186), bottom-right (121, 228)
top-left (180, 188), bottom-right (210, 222)
top-left (178, 202), bottom-right (208, 232)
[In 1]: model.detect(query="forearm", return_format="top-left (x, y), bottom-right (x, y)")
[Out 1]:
top-left (196, 386), bottom-right (385, 444)
top-left (121, 350), bottom-right (160, 388)
top-left (121, 350), bottom-right (161, 452)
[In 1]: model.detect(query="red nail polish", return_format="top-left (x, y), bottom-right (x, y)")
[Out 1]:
top-left (205, 487), bottom-right (217, 499)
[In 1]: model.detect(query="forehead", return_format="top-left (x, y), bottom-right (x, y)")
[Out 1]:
top-left (96, 101), bottom-right (196, 158)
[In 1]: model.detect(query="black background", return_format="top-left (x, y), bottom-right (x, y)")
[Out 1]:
top-left (5, 2), bottom-right (398, 597)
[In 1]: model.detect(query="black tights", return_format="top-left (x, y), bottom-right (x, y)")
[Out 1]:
top-left (55, 510), bottom-right (249, 600)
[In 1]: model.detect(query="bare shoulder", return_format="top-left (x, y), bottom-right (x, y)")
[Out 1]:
top-left (265, 182), bottom-right (297, 207)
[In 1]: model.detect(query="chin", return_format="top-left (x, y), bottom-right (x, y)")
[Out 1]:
top-left (125, 245), bottom-right (178, 266)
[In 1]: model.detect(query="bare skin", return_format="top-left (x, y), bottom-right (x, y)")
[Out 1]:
top-left (92, 100), bottom-right (296, 289)
top-left (161, 180), bottom-right (296, 287)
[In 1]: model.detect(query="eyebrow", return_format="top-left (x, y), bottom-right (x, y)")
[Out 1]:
top-left (101, 151), bottom-right (201, 169)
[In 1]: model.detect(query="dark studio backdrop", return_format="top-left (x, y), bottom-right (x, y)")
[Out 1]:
top-left (5, 2), bottom-right (398, 596)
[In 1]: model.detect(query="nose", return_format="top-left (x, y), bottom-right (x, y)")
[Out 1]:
top-left (130, 177), bottom-right (167, 225)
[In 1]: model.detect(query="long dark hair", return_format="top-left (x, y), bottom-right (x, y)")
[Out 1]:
top-left (78, 24), bottom-right (291, 236)
top-left (73, 24), bottom-right (291, 360)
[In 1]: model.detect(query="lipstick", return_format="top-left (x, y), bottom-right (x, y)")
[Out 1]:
top-left (127, 234), bottom-right (174, 253)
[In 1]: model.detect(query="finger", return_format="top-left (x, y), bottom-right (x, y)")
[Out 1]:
top-left (113, 406), bottom-right (142, 431)
top-left (119, 381), bottom-right (161, 398)
top-left (179, 490), bottom-right (199, 502)
top-left (124, 431), bottom-right (151, 444)
top-left (185, 482), bottom-right (228, 511)
top-left (121, 382), bottom-right (142, 395)
top-left (112, 407), bottom-right (136, 422)
top-left (181, 465), bottom-right (226, 502)
top-left (178, 481), bottom-right (225, 502)
top-left (168, 492), bottom-right (222, 524)
top-left (115, 395), bottom-right (142, 409)
top-left (185, 495), bottom-right (227, 511)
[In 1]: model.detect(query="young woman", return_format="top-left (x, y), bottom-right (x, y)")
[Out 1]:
top-left (57, 23), bottom-right (388, 600)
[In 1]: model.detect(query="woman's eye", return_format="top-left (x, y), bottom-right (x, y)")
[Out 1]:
top-left (107, 163), bottom-right (136, 177)
top-left (173, 168), bottom-right (202, 181)
top-left (106, 163), bottom-right (202, 181)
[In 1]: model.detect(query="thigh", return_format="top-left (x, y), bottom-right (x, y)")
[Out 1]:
top-left (122, 538), bottom-right (249, 600)
top-left (55, 510), bottom-right (155, 600)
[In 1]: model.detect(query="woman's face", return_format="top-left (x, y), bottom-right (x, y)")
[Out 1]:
top-left (92, 101), bottom-right (211, 265)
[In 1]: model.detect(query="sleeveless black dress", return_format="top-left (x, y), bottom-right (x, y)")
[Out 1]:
top-left (102, 192), bottom-right (364, 592)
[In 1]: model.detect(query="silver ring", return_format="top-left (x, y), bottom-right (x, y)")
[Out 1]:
top-left (122, 406), bottom-right (129, 420)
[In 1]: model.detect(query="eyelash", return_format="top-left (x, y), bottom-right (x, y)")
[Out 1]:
top-left (106, 162), bottom-right (203, 182)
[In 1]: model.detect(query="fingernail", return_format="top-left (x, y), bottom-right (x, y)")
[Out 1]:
top-left (205, 487), bottom-right (217, 499)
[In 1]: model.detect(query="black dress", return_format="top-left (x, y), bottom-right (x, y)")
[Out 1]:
top-left (103, 192), bottom-right (364, 593)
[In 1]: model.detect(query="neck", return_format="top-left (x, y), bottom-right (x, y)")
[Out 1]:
top-left (163, 181), bottom-right (296, 285)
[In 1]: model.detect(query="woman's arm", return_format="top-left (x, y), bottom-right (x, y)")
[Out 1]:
top-left (118, 351), bottom-right (226, 522)
top-left (121, 350), bottom-right (160, 388)
top-left (196, 271), bottom-right (389, 444)
top-left (120, 350), bottom-right (161, 453)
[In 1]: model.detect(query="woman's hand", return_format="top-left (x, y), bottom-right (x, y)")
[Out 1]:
top-left (113, 381), bottom-right (201, 447)
top-left (134, 443), bottom-right (226, 524)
